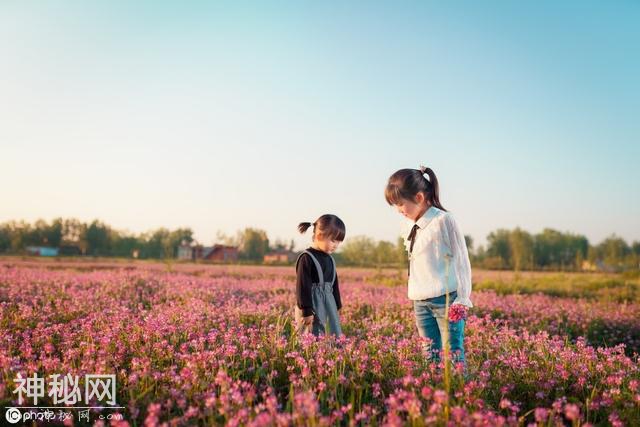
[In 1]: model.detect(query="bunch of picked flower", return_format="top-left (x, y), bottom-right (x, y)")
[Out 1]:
top-left (448, 304), bottom-right (468, 322)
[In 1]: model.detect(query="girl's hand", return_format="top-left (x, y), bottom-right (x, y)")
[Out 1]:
top-left (302, 315), bottom-right (314, 325)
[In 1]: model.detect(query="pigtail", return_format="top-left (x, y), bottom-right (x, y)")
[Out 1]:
top-left (298, 222), bottom-right (313, 234)
top-left (422, 167), bottom-right (447, 212)
top-left (298, 216), bottom-right (346, 241)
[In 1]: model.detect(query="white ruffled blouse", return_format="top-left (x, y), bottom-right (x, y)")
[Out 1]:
top-left (402, 206), bottom-right (473, 307)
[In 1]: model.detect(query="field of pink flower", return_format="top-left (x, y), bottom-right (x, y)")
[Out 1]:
top-left (1, 262), bottom-right (639, 426)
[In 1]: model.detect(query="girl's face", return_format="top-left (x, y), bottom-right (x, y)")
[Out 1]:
top-left (395, 193), bottom-right (429, 222)
top-left (313, 233), bottom-right (342, 254)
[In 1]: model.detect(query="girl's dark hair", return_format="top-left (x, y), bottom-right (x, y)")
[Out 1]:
top-left (384, 166), bottom-right (447, 211)
top-left (298, 214), bottom-right (346, 241)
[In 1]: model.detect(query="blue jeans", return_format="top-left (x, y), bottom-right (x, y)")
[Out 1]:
top-left (311, 283), bottom-right (342, 336)
top-left (413, 291), bottom-right (465, 366)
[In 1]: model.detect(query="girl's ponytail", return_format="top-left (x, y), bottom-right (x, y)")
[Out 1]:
top-left (421, 167), bottom-right (446, 211)
top-left (298, 222), bottom-right (313, 234)
top-left (386, 166), bottom-right (446, 211)
top-left (298, 215), bottom-right (346, 241)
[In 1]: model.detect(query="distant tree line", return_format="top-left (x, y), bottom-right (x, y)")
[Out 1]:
top-left (471, 228), bottom-right (640, 272)
top-left (0, 219), bottom-right (638, 271)
top-left (0, 219), bottom-right (194, 259)
top-left (235, 226), bottom-right (639, 272)
top-left (333, 236), bottom-right (408, 268)
top-left (0, 219), bottom-right (293, 262)
top-left (332, 229), bottom-right (639, 272)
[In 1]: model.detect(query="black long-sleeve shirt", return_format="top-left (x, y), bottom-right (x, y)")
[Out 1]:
top-left (296, 247), bottom-right (342, 317)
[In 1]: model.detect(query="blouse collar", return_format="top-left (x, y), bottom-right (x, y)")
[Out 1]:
top-left (414, 205), bottom-right (441, 230)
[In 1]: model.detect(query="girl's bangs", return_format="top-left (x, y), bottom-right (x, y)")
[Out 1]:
top-left (320, 226), bottom-right (345, 242)
top-left (384, 184), bottom-right (403, 205)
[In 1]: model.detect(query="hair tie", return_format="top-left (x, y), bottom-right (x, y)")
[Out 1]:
top-left (419, 165), bottom-right (427, 174)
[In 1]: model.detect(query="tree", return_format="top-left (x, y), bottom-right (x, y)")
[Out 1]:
top-left (271, 238), bottom-right (288, 251)
top-left (532, 228), bottom-right (587, 270)
top-left (269, 238), bottom-right (295, 253)
top-left (215, 230), bottom-right (239, 246)
top-left (473, 244), bottom-right (486, 265)
top-left (533, 228), bottom-right (561, 268)
top-left (396, 237), bottom-right (408, 266)
top-left (464, 235), bottom-right (474, 255)
top-left (86, 220), bottom-right (111, 256)
top-left (169, 228), bottom-right (194, 255)
top-left (238, 228), bottom-right (269, 261)
top-left (630, 241), bottom-right (640, 270)
top-left (340, 236), bottom-right (377, 266)
top-left (8, 220), bottom-right (30, 252)
top-left (26, 219), bottom-right (48, 246)
top-left (0, 223), bottom-right (11, 252)
top-left (143, 228), bottom-right (171, 259)
top-left (569, 234), bottom-right (589, 270)
top-left (595, 235), bottom-right (630, 269)
top-left (111, 234), bottom-right (142, 258)
top-left (62, 218), bottom-right (87, 253)
top-left (46, 218), bottom-right (63, 247)
top-left (374, 240), bottom-right (396, 267)
top-left (509, 227), bottom-right (533, 271)
top-left (486, 229), bottom-right (511, 268)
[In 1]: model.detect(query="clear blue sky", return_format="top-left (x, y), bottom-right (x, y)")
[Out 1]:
top-left (1, 1), bottom-right (638, 250)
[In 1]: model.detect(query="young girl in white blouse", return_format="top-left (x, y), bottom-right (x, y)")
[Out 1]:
top-left (385, 166), bottom-right (473, 367)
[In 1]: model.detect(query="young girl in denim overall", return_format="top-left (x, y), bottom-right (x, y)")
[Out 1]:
top-left (295, 214), bottom-right (346, 336)
top-left (385, 166), bottom-right (473, 366)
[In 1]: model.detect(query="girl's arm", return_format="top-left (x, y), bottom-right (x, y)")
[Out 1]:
top-left (296, 255), bottom-right (315, 316)
top-left (333, 274), bottom-right (342, 311)
top-left (443, 214), bottom-right (473, 307)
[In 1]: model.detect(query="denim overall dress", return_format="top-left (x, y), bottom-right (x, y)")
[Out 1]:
top-left (294, 250), bottom-right (342, 336)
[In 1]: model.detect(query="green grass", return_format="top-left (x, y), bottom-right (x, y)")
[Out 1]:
top-left (475, 273), bottom-right (640, 303)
